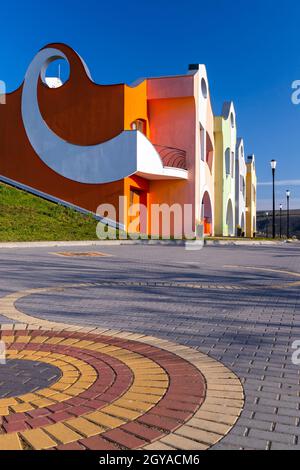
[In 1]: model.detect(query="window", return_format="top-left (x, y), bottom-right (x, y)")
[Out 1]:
top-left (231, 151), bottom-right (235, 178)
top-left (42, 58), bottom-right (69, 88)
top-left (225, 148), bottom-right (231, 176)
top-left (131, 119), bottom-right (147, 135)
top-left (206, 131), bottom-right (214, 172)
top-left (240, 176), bottom-right (245, 197)
top-left (200, 125), bottom-right (205, 161)
top-left (201, 78), bottom-right (208, 99)
top-left (241, 146), bottom-right (244, 159)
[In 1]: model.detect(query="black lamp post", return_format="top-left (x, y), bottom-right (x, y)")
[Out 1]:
top-left (266, 212), bottom-right (269, 238)
top-left (279, 204), bottom-right (283, 239)
top-left (270, 160), bottom-right (277, 239)
top-left (286, 190), bottom-right (291, 239)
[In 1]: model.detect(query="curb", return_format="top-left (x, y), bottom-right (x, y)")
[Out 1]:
top-left (0, 239), bottom-right (297, 250)
top-left (0, 240), bottom-right (187, 249)
top-left (204, 240), bottom-right (286, 246)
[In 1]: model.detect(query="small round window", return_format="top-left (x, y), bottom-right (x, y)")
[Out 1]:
top-left (201, 78), bottom-right (208, 99)
top-left (41, 58), bottom-right (70, 88)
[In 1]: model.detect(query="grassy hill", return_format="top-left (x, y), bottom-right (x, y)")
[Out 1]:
top-left (2, 180), bottom-right (298, 242)
top-left (257, 209), bottom-right (300, 239)
top-left (0, 183), bottom-right (99, 242)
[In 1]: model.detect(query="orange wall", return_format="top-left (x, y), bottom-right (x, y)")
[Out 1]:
top-left (0, 88), bottom-right (124, 217)
top-left (124, 175), bottom-right (150, 234)
top-left (124, 81), bottom-right (149, 137)
top-left (0, 43), bottom-right (150, 226)
top-left (147, 96), bottom-right (196, 236)
top-left (38, 44), bottom-right (125, 145)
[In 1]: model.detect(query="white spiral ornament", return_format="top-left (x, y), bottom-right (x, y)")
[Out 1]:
top-left (21, 47), bottom-right (139, 185)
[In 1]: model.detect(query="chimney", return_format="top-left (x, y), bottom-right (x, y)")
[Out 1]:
top-left (188, 64), bottom-right (199, 71)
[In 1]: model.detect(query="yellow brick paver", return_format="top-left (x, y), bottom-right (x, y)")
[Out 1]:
top-left (30, 336), bottom-right (49, 343)
top-left (44, 422), bottom-right (82, 444)
top-left (103, 404), bottom-right (141, 420)
top-left (175, 425), bottom-right (222, 446)
top-left (124, 392), bottom-right (159, 404)
top-left (18, 393), bottom-right (40, 402)
top-left (86, 411), bottom-right (126, 428)
top-left (30, 398), bottom-right (55, 407)
top-left (187, 417), bottom-right (230, 435)
top-left (143, 442), bottom-right (175, 451)
top-left (66, 417), bottom-right (105, 438)
top-left (193, 409), bottom-right (238, 426)
top-left (0, 406), bottom-right (9, 416)
top-left (0, 433), bottom-right (23, 450)
top-left (21, 428), bottom-right (57, 450)
top-left (0, 397), bottom-right (18, 407)
top-left (129, 386), bottom-right (166, 396)
top-left (48, 393), bottom-right (72, 402)
top-left (116, 399), bottom-right (154, 413)
top-left (34, 388), bottom-right (58, 398)
top-left (160, 434), bottom-right (207, 450)
top-left (15, 336), bottom-right (31, 343)
top-left (10, 403), bottom-right (34, 413)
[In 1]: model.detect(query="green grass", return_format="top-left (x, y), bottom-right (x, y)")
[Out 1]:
top-left (0, 183), bottom-right (99, 242)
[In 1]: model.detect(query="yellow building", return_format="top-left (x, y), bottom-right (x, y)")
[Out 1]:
top-left (214, 103), bottom-right (237, 237)
top-left (246, 155), bottom-right (257, 237)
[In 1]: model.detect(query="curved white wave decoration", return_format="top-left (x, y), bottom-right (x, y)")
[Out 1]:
top-left (21, 47), bottom-right (138, 184)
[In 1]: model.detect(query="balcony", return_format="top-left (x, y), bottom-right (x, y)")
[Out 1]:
top-left (154, 144), bottom-right (188, 170)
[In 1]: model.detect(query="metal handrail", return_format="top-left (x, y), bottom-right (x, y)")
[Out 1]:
top-left (153, 144), bottom-right (187, 170)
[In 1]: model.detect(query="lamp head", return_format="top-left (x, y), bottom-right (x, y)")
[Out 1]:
top-left (270, 159), bottom-right (277, 170)
top-left (286, 190), bottom-right (291, 198)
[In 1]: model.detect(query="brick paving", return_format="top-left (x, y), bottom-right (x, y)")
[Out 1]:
top-left (0, 328), bottom-right (228, 450)
top-left (0, 243), bottom-right (299, 449)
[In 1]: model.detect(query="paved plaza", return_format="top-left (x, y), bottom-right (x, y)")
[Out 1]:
top-left (0, 243), bottom-right (299, 450)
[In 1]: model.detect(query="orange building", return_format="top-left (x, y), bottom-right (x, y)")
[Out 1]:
top-left (0, 43), bottom-right (256, 238)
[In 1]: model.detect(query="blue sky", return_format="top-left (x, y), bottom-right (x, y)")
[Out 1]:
top-left (0, 0), bottom-right (299, 209)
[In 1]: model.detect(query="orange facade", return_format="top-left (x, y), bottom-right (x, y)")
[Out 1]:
top-left (0, 43), bottom-right (256, 239)
top-left (0, 44), bottom-right (151, 226)
top-left (0, 43), bottom-right (195, 237)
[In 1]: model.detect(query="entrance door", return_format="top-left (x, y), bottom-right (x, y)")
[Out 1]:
top-left (129, 188), bottom-right (141, 233)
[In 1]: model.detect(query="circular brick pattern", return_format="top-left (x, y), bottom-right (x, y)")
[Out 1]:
top-left (0, 284), bottom-right (244, 451)
top-left (0, 329), bottom-right (208, 450)
top-left (0, 359), bottom-right (61, 399)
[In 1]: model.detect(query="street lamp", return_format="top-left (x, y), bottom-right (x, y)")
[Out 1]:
top-left (266, 212), bottom-right (269, 238)
top-left (270, 160), bottom-right (277, 238)
top-left (279, 204), bottom-right (283, 239)
top-left (286, 190), bottom-right (291, 239)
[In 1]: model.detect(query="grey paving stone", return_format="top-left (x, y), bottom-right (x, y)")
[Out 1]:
top-left (271, 442), bottom-right (300, 450)
top-left (275, 423), bottom-right (300, 436)
top-left (248, 429), bottom-right (295, 445)
top-left (0, 359), bottom-right (61, 397)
